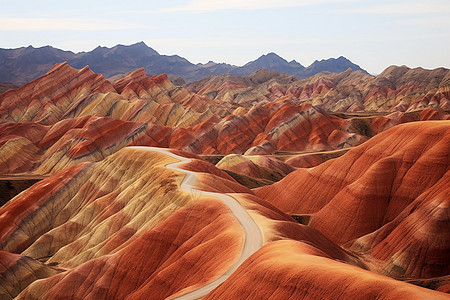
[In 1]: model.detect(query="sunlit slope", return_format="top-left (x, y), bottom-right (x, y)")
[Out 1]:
top-left (256, 121), bottom-right (450, 280)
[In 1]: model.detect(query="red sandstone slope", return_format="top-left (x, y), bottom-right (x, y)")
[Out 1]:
top-left (0, 148), bottom-right (243, 298)
top-left (0, 251), bottom-right (60, 299)
top-left (0, 63), bottom-right (377, 176)
top-left (1, 63), bottom-right (448, 177)
top-left (0, 63), bottom-right (114, 124)
top-left (256, 121), bottom-right (450, 280)
top-left (1, 145), bottom-right (449, 298)
top-left (0, 62), bottom-right (217, 127)
top-left (204, 240), bottom-right (449, 299)
top-left (186, 66), bottom-right (450, 113)
top-left (0, 147), bottom-right (367, 299)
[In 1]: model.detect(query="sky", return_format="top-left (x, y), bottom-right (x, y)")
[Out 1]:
top-left (1, 0), bottom-right (449, 74)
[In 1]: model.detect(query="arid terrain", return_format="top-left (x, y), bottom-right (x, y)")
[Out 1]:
top-left (0, 60), bottom-right (449, 299)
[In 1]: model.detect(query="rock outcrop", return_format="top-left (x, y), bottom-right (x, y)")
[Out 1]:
top-left (256, 121), bottom-right (450, 280)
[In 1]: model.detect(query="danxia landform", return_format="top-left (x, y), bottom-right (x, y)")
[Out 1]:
top-left (0, 56), bottom-right (448, 299)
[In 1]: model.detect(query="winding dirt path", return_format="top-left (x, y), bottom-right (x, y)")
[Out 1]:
top-left (130, 147), bottom-right (263, 299)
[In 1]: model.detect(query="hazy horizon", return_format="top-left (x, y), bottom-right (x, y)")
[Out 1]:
top-left (1, 0), bottom-right (449, 74)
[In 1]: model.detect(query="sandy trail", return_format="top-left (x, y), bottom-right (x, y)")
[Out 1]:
top-left (129, 147), bottom-right (263, 299)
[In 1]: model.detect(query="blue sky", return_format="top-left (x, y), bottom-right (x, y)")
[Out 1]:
top-left (1, 0), bottom-right (449, 74)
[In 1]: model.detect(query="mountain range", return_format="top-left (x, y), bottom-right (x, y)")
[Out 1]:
top-left (0, 60), bottom-right (448, 299)
top-left (0, 42), bottom-right (366, 85)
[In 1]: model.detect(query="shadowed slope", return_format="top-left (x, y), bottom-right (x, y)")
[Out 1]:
top-left (216, 154), bottom-right (295, 182)
top-left (352, 174), bottom-right (449, 279)
top-left (0, 251), bottom-right (60, 299)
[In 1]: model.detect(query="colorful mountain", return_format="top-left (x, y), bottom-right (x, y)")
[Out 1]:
top-left (1, 136), bottom-right (448, 298)
top-left (0, 61), bottom-right (449, 299)
top-left (256, 121), bottom-right (450, 282)
top-left (187, 66), bottom-right (450, 113)
top-left (0, 63), bottom-right (374, 175)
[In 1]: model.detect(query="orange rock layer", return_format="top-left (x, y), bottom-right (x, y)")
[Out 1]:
top-left (256, 121), bottom-right (450, 279)
top-left (205, 240), bottom-right (449, 299)
top-left (0, 63), bottom-right (449, 298)
top-left (1, 63), bottom-right (449, 176)
top-left (0, 141), bottom-right (449, 298)
top-left (0, 148), bottom-right (247, 298)
top-left (187, 66), bottom-right (450, 113)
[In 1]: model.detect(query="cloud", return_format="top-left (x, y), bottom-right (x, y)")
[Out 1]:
top-left (161, 0), bottom-right (356, 13)
top-left (0, 18), bottom-right (140, 31)
top-left (347, 0), bottom-right (450, 15)
top-left (398, 16), bottom-right (450, 26)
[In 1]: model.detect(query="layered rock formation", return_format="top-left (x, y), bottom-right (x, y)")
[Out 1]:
top-left (256, 121), bottom-right (450, 282)
top-left (187, 66), bottom-right (450, 113)
top-left (0, 63), bottom-right (217, 126)
top-left (0, 251), bottom-right (60, 299)
top-left (0, 61), bottom-right (449, 298)
top-left (1, 143), bottom-right (448, 298)
top-left (0, 148), bottom-right (242, 298)
top-left (0, 147), bottom-right (357, 299)
top-left (216, 154), bottom-right (295, 183)
top-left (205, 240), bottom-right (448, 299)
top-left (0, 63), bottom-right (376, 175)
top-left (293, 66), bottom-right (450, 112)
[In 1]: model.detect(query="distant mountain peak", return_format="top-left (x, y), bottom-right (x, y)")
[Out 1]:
top-left (93, 45), bottom-right (107, 51)
top-left (299, 56), bottom-right (367, 78)
top-left (135, 41), bottom-right (147, 46)
top-left (255, 52), bottom-right (286, 62)
top-left (0, 43), bottom-right (368, 85)
top-left (127, 41), bottom-right (153, 50)
top-left (257, 53), bottom-right (305, 70)
top-left (265, 52), bottom-right (281, 57)
top-left (233, 52), bottom-right (305, 77)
